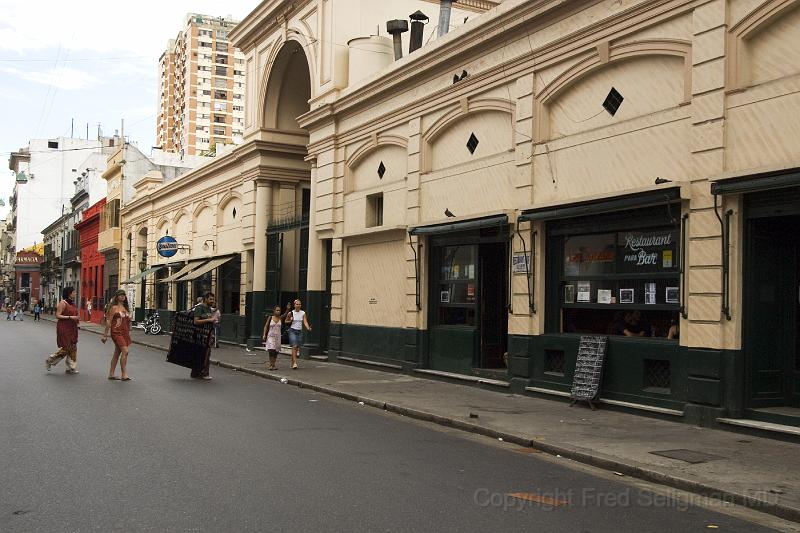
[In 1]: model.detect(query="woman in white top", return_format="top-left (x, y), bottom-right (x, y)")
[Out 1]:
top-left (284, 299), bottom-right (311, 369)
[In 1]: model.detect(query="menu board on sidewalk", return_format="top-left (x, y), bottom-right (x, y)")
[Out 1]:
top-left (570, 335), bottom-right (608, 404)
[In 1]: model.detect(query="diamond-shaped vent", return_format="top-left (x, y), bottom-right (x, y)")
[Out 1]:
top-left (377, 161), bottom-right (386, 179)
top-left (466, 133), bottom-right (479, 154)
top-left (602, 87), bottom-right (624, 116)
top-left (232, 207), bottom-right (237, 219)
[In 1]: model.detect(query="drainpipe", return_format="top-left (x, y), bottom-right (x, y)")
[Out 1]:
top-left (386, 20), bottom-right (408, 61)
top-left (437, 0), bottom-right (456, 38)
top-left (409, 11), bottom-right (429, 53)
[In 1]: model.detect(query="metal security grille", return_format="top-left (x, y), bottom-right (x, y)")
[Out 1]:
top-left (544, 349), bottom-right (565, 375)
top-left (644, 359), bottom-right (671, 390)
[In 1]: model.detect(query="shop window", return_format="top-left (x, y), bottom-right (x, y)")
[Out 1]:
top-left (218, 259), bottom-right (241, 314)
top-left (366, 193), bottom-right (383, 228)
top-left (193, 271), bottom-right (212, 305)
top-left (551, 224), bottom-right (680, 338)
top-left (156, 268), bottom-right (169, 309)
top-left (436, 245), bottom-right (477, 326)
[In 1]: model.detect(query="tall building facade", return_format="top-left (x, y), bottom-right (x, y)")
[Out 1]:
top-left (157, 13), bottom-right (246, 157)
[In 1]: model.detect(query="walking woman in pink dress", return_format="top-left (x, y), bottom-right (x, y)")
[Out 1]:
top-left (45, 287), bottom-right (80, 374)
top-left (262, 305), bottom-right (283, 370)
top-left (101, 289), bottom-right (133, 381)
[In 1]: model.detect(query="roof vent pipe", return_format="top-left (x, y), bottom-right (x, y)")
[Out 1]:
top-left (386, 20), bottom-right (409, 60)
top-left (437, 0), bottom-right (456, 38)
top-left (409, 11), bottom-right (429, 54)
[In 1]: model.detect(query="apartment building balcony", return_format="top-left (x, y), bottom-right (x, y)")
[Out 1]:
top-left (98, 227), bottom-right (121, 254)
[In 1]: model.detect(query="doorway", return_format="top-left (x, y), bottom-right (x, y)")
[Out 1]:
top-left (428, 230), bottom-right (509, 374)
top-left (745, 215), bottom-right (800, 408)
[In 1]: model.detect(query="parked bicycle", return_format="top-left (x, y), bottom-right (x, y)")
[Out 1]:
top-left (134, 310), bottom-right (162, 335)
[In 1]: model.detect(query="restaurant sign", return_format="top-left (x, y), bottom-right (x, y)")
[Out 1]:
top-left (619, 230), bottom-right (677, 272)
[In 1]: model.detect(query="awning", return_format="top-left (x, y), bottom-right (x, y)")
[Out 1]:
top-left (518, 187), bottom-right (681, 223)
top-left (408, 214), bottom-right (508, 236)
top-left (175, 255), bottom-right (234, 282)
top-left (158, 260), bottom-right (207, 283)
top-left (711, 168), bottom-right (800, 195)
top-left (120, 264), bottom-right (169, 285)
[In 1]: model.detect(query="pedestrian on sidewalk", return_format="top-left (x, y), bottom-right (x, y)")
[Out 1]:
top-left (33, 302), bottom-right (41, 321)
top-left (45, 287), bottom-right (80, 374)
top-left (285, 299), bottom-right (311, 370)
top-left (191, 292), bottom-right (217, 380)
top-left (6, 302), bottom-right (12, 320)
top-left (13, 299), bottom-right (23, 321)
top-left (262, 305), bottom-right (283, 370)
top-left (85, 299), bottom-right (92, 322)
top-left (101, 290), bottom-right (132, 381)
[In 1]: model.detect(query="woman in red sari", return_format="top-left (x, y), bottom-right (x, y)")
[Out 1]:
top-left (102, 290), bottom-right (132, 381)
top-left (45, 287), bottom-right (80, 374)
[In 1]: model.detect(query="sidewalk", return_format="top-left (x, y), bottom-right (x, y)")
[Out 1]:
top-left (32, 313), bottom-right (800, 522)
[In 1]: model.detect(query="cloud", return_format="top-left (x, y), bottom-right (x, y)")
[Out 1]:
top-left (1, 64), bottom-right (101, 90)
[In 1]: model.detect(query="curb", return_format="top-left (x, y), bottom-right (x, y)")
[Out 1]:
top-left (30, 314), bottom-right (800, 522)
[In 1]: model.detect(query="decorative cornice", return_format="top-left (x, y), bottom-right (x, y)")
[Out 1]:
top-left (230, 0), bottom-right (312, 54)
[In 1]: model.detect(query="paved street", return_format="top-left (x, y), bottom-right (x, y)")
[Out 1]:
top-left (0, 319), bottom-right (792, 532)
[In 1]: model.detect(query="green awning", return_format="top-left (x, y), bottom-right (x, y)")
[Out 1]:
top-left (711, 168), bottom-right (800, 195)
top-left (120, 264), bottom-right (169, 285)
top-left (519, 188), bottom-right (680, 223)
top-left (408, 214), bottom-right (508, 236)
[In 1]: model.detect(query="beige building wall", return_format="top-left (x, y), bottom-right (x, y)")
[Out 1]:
top-left (294, 0), bottom-right (800, 357)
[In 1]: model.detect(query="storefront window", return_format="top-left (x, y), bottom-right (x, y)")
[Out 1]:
top-left (193, 271), bottom-right (212, 304)
top-left (555, 226), bottom-right (680, 338)
top-left (436, 245), bottom-right (477, 326)
top-left (156, 268), bottom-right (169, 309)
top-left (218, 259), bottom-right (240, 314)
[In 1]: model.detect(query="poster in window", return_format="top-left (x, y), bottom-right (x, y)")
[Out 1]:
top-left (619, 288), bottom-right (634, 304)
top-left (618, 229), bottom-right (678, 273)
top-left (564, 284), bottom-right (575, 304)
top-left (440, 290), bottom-right (450, 303)
top-left (665, 287), bottom-right (679, 304)
top-left (645, 282), bottom-right (657, 305)
top-left (597, 289), bottom-right (612, 304)
top-left (577, 281), bottom-right (591, 302)
top-left (564, 234), bottom-right (615, 277)
top-left (466, 283), bottom-right (475, 303)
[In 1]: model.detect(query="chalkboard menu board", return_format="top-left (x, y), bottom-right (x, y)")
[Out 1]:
top-left (570, 336), bottom-right (608, 407)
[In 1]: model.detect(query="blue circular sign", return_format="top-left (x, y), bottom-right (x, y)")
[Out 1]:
top-left (156, 236), bottom-right (179, 258)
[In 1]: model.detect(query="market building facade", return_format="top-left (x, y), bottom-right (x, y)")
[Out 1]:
top-left (256, 0), bottom-right (797, 429)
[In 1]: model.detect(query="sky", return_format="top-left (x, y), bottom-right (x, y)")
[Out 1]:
top-left (0, 0), bottom-right (258, 219)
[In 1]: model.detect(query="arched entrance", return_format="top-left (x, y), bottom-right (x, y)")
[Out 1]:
top-left (248, 40), bottom-right (328, 349)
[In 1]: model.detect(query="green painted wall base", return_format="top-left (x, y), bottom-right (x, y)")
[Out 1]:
top-left (509, 333), bottom-right (745, 423)
top-left (300, 290), bottom-right (325, 357)
top-left (328, 323), bottom-right (416, 369)
top-left (220, 314), bottom-right (247, 344)
top-left (246, 291), bottom-right (267, 349)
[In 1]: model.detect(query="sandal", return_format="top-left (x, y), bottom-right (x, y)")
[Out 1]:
top-left (108, 376), bottom-right (120, 380)
top-left (121, 377), bottom-right (132, 381)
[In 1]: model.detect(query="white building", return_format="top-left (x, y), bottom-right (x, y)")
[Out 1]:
top-left (8, 136), bottom-right (120, 252)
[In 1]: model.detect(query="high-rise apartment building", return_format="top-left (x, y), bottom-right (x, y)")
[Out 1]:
top-left (157, 13), bottom-right (246, 157)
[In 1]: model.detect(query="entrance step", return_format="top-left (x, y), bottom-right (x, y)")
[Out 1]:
top-left (310, 355), bottom-right (329, 361)
top-left (414, 369), bottom-right (510, 388)
top-left (524, 387), bottom-right (684, 416)
top-left (717, 417), bottom-right (800, 438)
top-left (337, 356), bottom-right (402, 371)
top-left (747, 407), bottom-right (800, 427)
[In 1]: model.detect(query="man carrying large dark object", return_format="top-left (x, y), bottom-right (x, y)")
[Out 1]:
top-left (191, 292), bottom-right (217, 380)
